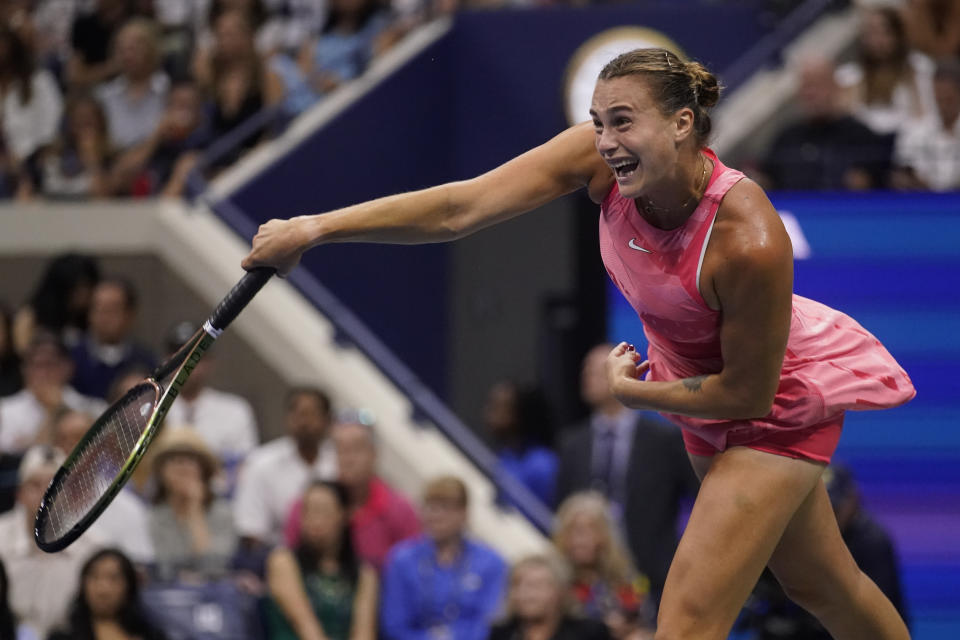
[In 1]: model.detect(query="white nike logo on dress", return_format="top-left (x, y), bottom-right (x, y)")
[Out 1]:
top-left (628, 238), bottom-right (652, 253)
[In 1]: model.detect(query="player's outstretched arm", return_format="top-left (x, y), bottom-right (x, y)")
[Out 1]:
top-left (242, 122), bottom-right (609, 274)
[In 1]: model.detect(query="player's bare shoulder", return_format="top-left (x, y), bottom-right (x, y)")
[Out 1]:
top-left (700, 177), bottom-right (792, 308)
top-left (712, 177), bottom-right (791, 260)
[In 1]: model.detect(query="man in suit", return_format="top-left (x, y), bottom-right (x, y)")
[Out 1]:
top-left (555, 343), bottom-right (699, 600)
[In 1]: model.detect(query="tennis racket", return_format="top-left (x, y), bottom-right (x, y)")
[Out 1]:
top-left (35, 267), bottom-right (275, 552)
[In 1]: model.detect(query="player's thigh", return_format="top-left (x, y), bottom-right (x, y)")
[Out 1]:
top-left (766, 477), bottom-right (860, 611)
top-left (659, 447), bottom-right (826, 631)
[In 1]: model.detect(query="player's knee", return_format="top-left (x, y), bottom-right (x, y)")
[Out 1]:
top-left (779, 575), bottom-right (835, 616)
top-left (778, 564), bottom-right (860, 618)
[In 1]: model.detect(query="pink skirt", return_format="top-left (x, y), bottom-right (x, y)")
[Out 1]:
top-left (651, 296), bottom-right (914, 464)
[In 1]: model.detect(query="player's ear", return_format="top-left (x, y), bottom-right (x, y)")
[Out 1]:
top-left (673, 107), bottom-right (695, 144)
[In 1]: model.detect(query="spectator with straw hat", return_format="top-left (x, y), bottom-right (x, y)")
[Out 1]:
top-left (148, 426), bottom-right (237, 581)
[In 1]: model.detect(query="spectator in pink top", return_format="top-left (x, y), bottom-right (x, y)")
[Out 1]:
top-left (285, 416), bottom-right (420, 572)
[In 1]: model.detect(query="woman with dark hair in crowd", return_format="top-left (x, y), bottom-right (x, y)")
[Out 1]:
top-left (265, 480), bottom-right (378, 640)
top-left (67, 0), bottom-right (138, 89)
top-left (484, 380), bottom-right (558, 506)
top-left (37, 93), bottom-right (114, 200)
top-left (0, 25), bottom-right (64, 199)
top-left (13, 252), bottom-right (101, 355)
top-left (192, 9), bottom-right (265, 165)
top-left (193, 8), bottom-right (262, 90)
top-left (836, 6), bottom-right (936, 135)
top-left (208, 0), bottom-right (268, 44)
top-left (47, 548), bottom-right (166, 640)
top-left (0, 304), bottom-right (23, 397)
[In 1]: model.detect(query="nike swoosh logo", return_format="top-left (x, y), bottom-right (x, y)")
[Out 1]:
top-left (628, 238), bottom-right (652, 253)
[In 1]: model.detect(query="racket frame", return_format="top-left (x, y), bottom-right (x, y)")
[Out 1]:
top-left (34, 266), bottom-right (273, 552)
top-left (34, 328), bottom-right (216, 552)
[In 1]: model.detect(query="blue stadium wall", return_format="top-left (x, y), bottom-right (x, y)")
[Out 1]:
top-left (609, 193), bottom-right (960, 639)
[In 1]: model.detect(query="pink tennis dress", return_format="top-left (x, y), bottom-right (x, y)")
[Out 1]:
top-left (598, 150), bottom-right (915, 463)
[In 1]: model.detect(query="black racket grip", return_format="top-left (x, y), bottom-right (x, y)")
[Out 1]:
top-left (208, 267), bottom-right (275, 332)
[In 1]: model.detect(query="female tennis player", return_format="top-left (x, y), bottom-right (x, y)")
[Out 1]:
top-left (243, 48), bottom-right (914, 639)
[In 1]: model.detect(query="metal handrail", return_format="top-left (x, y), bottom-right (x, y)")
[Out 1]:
top-left (186, 105), bottom-right (284, 199)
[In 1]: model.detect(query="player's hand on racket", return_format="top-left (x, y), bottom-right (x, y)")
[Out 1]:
top-left (242, 217), bottom-right (313, 276)
top-left (606, 342), bottom-right (650, 387)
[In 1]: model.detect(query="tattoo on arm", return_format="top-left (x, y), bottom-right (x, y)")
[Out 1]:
top-left (682, 375), bottom-right (707, 393)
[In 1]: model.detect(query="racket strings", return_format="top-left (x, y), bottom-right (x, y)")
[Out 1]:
top-left (39, 382), bottom-right (159, 543)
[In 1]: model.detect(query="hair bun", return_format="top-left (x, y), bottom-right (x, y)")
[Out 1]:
top-left (685, 60), bottom-right (721, 108)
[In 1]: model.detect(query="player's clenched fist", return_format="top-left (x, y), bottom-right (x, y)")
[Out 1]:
top-left (242, 217), bottom-right (313, 276)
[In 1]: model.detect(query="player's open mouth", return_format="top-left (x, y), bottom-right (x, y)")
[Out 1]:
top-left (611, 158), bottom-right (640, 178)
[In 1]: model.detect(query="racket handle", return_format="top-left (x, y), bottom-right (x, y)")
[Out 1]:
top-left (208, 267), bottom-right (275, 333)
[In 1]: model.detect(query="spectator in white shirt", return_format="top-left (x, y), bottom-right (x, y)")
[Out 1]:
top-left (0, 445), bottom-right (102, 638)
top-left (233, 386), bottom-right (337, 548)
top-left (95, 18), bottom-right (170, 150)
top-left (893, 57), bottom-right (960, 191)
top-left (161, 323), bottom-right (259, 478)
top-left (0, 333), bottom-right (104, 455)
top-left (0, 26), bottom-right (64, 199)
top-left (836, 6), bottom-right (936, 136)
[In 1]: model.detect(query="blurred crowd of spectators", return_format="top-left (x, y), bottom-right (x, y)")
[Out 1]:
top-left (751, 0), bottom-right (960, 192)
top-left (0, 251), bottom-right (910, 639)
top-left (0, 251), bottom-right (669, 639)
top-left (0, 0), bottom-right (431, 201)
top-left (1, 1), bottom-right (957, 203)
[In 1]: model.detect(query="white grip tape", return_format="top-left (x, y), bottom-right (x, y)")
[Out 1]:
top-left (202, 320), bottom-right (223, 339)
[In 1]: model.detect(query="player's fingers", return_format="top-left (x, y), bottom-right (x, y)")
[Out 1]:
top-left (636, 360), bottom-right (651, 375)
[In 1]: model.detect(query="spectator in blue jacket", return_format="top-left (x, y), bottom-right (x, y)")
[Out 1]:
top-left (381, 475), bottom-right (508, 640)
top-left (484, 381), bottom-right (558, 506)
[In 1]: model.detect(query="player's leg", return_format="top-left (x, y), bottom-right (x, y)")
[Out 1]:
top-left (766, 478), bottom-right (910, 639)
top-left (653, 446), bottom-right (826, 640)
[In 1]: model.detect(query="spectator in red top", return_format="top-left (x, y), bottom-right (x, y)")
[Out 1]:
top-left (285, 416), bottom-right (420, 572)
